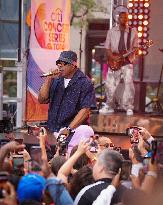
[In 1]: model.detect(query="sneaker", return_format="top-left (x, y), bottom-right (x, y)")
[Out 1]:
top-left (126, 109), bottom-right (133, 116)
top-left (99, 105), bottom-right (114, 114)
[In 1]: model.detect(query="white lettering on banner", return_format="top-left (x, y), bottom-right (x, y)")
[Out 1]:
top-left (26, 0), bottom-right (71, 121)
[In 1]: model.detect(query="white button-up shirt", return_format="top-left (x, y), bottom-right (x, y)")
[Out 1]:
top-left (104, 25), bottom-right (138, 63)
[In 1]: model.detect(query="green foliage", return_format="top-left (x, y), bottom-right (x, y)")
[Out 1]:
top-left (72, 0), bottom-right (95, 16)
top-left (1, 60), bottom-right (17, 97)
top-left (71, 0), bottom-right (101, 25)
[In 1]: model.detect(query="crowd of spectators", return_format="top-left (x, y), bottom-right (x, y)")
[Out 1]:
top-left (0, 126), bottom-right (162, 205)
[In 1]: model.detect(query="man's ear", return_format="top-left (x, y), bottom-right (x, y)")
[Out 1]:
top-left (72, 65), bottom-right (77, 69)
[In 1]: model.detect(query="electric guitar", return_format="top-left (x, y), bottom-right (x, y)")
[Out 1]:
top-left (108, 40), bottom-right (153, 71)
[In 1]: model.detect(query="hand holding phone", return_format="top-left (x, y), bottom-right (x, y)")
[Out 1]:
top-left (12, 154), bottom-right (24, 176)
top-left (30, 146), bottom-right (42, 164)
top-left (28, 125), bottom-right (40, 136)
top-left (39, 127), bottom-right (47, 149)
top-left (29, 146), bottom-right (42, 171)
top-left (126, 126), bottom-right (140, 144)
top-left (39, 127), bottom-right (47, 136)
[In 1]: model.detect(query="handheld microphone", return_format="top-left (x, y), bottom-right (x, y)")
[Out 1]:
top-left (40, 72), bottom-right (53, 78)
top-left (40, 69), bottom-right (61, 78)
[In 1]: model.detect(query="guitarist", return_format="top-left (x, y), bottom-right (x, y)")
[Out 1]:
top-left (99, 12), bottom-right (138, 116)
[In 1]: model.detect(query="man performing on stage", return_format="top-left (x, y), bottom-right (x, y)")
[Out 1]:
top-left (38, 50), bottom-right (96, 145)
top-left (99, 12), bottom-right (138, 116)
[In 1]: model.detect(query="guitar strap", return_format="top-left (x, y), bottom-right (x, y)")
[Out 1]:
top-left (127, 27), bottom-right (132, 50)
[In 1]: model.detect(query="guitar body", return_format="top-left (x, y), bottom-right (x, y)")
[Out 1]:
top-left (108, 52), bottom-right (126, 71)
top-left (107, 40), bottom-right (153, 71)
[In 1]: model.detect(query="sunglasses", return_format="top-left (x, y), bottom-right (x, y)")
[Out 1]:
top-left (56, 60), bottom-right (70, 66)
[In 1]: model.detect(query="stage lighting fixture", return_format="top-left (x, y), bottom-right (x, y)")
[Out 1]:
top-left (128, 0), bottom-right (150, 55)
top-left (143, 20), bottom-right (148, 25)
top-left (134, 15), bottom-right (138, 19)
top-left (138, 15), bottom-right (143, 19)
top-left (138, 32), bottom-right (143, 37)
top-left (138, 50), bottom-right (142, 55)
top-left (143, 33), bottom-right (148, 38)
top-left (133, 21), bottom-right (138, 25)
top-left (128, 3), bottom-right (133, 7)
top-left (138, 26), bottom-right (143, 31)
top-left (134, 3), bottom-right (139, 7)
top-left (134, 9), bottom-right (138, 13)
top-left (143, 26), bottom-right (148, 31)
top-left (144, 3), bottom-right (150, 7)
top-left (144, 8), bottom-right (149, 13)
top-left (139, 9), bottom-right (143, 13)
top-left (139, 3), bottom-right (144, 7)
top-left (144, 15), bottom-right (149, 19)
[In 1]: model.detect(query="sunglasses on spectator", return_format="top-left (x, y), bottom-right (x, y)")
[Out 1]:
top-left (99, 143), bottom-right (115, 148)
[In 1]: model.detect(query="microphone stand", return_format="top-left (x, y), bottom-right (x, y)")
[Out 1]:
top-left (145, 64), bottom-right (163, 114)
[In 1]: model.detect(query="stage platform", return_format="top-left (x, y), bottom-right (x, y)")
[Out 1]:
top-left (89, 112), bottom-right (163, 150)
top-left (0, 112), bottom-right (162, 151)
top-left (90, 112), bottom-right (163, 137)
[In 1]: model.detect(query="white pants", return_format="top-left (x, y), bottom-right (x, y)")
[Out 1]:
top-left (105, 64), bottom-right (135, 110)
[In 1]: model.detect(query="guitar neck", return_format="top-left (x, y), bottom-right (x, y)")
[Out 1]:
top-left (122, 41), bottom-right (153, 58)
top-left (122, 50), bottom-right (135, 58)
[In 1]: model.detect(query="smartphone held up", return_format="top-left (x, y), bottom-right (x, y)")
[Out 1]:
top-left (126, 126), bottom-right (141, 144)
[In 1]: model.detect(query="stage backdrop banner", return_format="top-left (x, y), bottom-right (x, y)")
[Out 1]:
top-left (26, 0), bottom-right (71, 121)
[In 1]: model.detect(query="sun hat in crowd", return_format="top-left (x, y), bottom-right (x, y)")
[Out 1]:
top-left (56, 50), bottom-right (77, 66)
top-left (17, 173), bottom-right (46, 202)
top-left (67, 125), bottom-right (94, 155)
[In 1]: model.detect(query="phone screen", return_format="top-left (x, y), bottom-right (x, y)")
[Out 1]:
top-left (120, 160), bottom-right (132, 180)
top-left (129, 128), bottom-right (139, 144)
top-left (30, 146), bottom-right (42, 171)
top-left (30, 146), bottom-right (42, 163)
top-left (13, 155), bottom-right (24, 171)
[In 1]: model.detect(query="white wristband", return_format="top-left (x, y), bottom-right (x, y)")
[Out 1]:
top-left (147, 136), bottom-right (154, 144)
top-left (147, 171), bottom-right (157, 178)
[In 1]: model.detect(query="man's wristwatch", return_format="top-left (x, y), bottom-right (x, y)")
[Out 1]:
top-left (67, 126), bottom-right (72, 133)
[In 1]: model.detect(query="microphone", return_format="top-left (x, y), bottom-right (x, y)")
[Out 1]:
top-left (40, 69), bottom-right (61, 78)
top-left (40, 71), bottom-right (53, 77)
